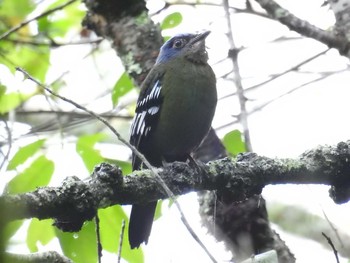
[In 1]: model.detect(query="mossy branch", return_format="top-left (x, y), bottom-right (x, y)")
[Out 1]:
top-left (1, 141), bottom-right (349, 232)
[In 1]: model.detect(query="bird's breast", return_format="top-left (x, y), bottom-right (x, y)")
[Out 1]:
top-left (153, 61), bottom-right (217, 158)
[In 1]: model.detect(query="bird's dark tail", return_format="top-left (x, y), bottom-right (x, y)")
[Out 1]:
top-left (128, 202), bottom-right (157, 249)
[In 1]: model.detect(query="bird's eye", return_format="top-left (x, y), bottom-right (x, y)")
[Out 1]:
top-left (173, 39), bottom-right (185, 49)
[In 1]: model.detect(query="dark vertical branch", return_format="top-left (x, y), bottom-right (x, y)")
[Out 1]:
top-left (197, 2), bottom-right (295, 262)
top-left (82, 0), bottom-right (163, 86)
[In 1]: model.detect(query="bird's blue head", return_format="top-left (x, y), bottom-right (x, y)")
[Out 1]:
top-left (156, 31), bottom-right (211, 65)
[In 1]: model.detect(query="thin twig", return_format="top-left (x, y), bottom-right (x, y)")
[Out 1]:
top-left (223, 0), bottom-right (253, 151)
top-left (117, 220), bottom-right (126, 263)
top-left (22, 46), bottom-right (108, 137)
top-left (219, 48), bottom-right (330, 101)
top-left (95, 215), bottom-right (102, 263)
top-left (0, 0), bottom-right (77, 41)
top-left (247, 69), bottom-right (343, 114)
top-left (16, 67), bottom-right (218, 263)
top-left (0, 120), bottom-right (12, 171)
top-left (213, 191), bottom-right (217, 236)
top-left (14, 110), bottom-right (132, 119)
top-left (216, 69), bottom-right (341, 131)
top-left (165, 2), bottom-right (270, 19)
top-left (307, 187), bottom-right (344, 249)
top-left (320, 208), bottom-right (344, 249)
top-left (3, 37), bottom-right (103, 47)
top-left (322, 232), bottom-right (340, 263)
top-left (16, 68), bottom-right (135, 166)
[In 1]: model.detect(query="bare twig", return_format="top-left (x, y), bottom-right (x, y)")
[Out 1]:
top-left (320, 207), bottom-right (344, 250)
top-left (217, 69), bottom-right (342, 131)
top-left (14, 110), bottom-right (132, 119)
top-left (322, 232), bottom-right (340, 263)
top-left (164, 1), bottom-right (270, 19)
top-left (223, 0), bottom-right (252, 151)
top-left (16, 67), bottom-right (218, 263)
top-left (25, 45), bottom-right (104, 138)
top-left (117, 220), bottom-right (126, 263)
top-left (3, 37), bottom-right (103, 47)
top-left (0, 120), bottom-right (12, 171)
top-left (220, 48), bottom-right (330, 101)
top-left (14, 68), bottom-right (138, 172)
top-left (0, 0), bottom-right (78, 41)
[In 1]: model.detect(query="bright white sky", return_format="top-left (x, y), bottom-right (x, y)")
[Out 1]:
top-left (1, 0), bottom-right (350, 262)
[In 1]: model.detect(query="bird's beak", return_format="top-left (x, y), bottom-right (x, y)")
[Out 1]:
top-left (190, 31), bottom-right (211, 45)
top-left (185, 31), bottom-right (210, 63)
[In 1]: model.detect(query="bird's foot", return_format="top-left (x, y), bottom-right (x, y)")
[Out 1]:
top-left (187, 155), bottom-right (207, 179)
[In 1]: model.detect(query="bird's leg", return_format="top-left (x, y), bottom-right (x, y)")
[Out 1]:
top-left (161, 155), bottom-right (207, 179)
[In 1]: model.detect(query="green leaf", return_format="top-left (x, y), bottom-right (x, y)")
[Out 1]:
top-left (161, 12), bottom-right (183, 30)
top-left (7, 139), bottom-right (46, 170)
top-left (0, 43), bottom-right (50, 82)
top-left (112, 72), bottom-right (134, 106)
top-left (3, 220), bottom-right (24, 242)
top-left (163, 36), bottom-right (171, 42)
top-left (99, 206), bottom-right (144, 262)
top-left (98, 206), bottom-right (126, 252)
top-left (153, 200), bottom-right (162, 221)
top-left (0, 84), bottom-right (5, 97)
top-left (26, 219), bottom-right (55, 252)
top-left (0, 0), bottom-right (35, 21)
top-left (76, 133), bottom-right (105, 172)
top-left (115, 160), bottom-right (132, 175)
top-left (36, 0), bottom-right (85, 38)
top-left (0, 91), bottom-right (34, 114)
top-left (56, 221), bottom-right (97, 263)
top-left (37, 16), bottom-right (50, 33)
top-left (222, 129), bottom-right (246, 156)
top-left (6, 155), bottom-right (54, 194)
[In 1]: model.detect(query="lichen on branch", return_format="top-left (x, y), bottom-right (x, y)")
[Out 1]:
top-left (1, 141), bottom-right (349, 231)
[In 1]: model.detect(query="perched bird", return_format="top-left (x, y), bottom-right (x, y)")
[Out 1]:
top-left (129, 31), bottom-right (217, 249)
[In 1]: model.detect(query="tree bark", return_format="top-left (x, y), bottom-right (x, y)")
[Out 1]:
top-left (2, 141), bottom-right (350, 260)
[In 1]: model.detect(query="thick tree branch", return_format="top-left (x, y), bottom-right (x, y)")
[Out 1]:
top-left (328, 0), bottom-right (350, 39)
top-left (4, 251), bottom-right (73, 263)
top-left (1, 141), bottom-right (350, 229)
top-left (255, 0), bottom-right (350, 57)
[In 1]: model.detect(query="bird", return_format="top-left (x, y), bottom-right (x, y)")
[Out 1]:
top-left (128, 30), bottom-right (217, 249)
